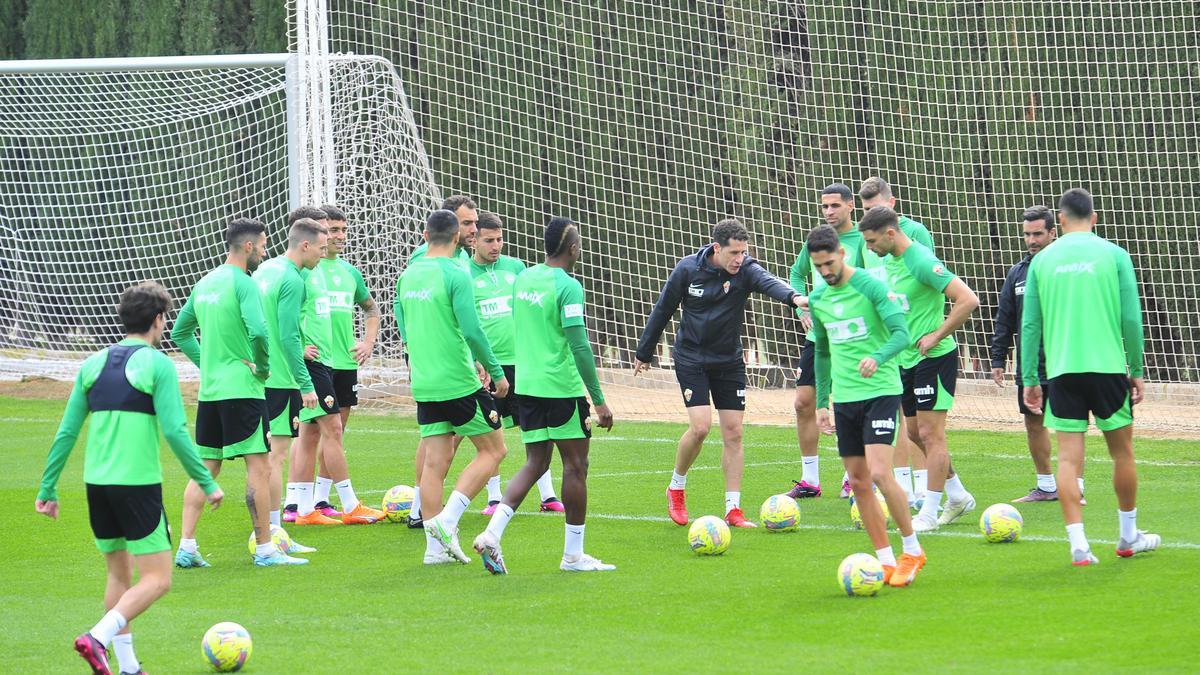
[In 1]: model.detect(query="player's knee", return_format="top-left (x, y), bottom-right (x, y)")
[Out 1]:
top-left (793, 393), bottom-right (814, 416)
top-left (688, 421), bottom-right (711, 440)
top-left (721, 429), bottom-right (743, 450)
top-left (562, 455), bottom-right (589, 480)
top-left (869, 466), bottom-right (892, 486)
top-left (848, 473), bottom-right (873, 494)
top-left (916, 425), bottom-right (940, 450)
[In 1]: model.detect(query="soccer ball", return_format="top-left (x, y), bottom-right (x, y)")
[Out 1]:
top-left (246, 525), bottom-right (291, 555)
top-left (382, 484), bottom-right (415, 523)
top-left (849, 491), bottom-right (891, 529)
top-left (838, 553), bottom-right (886, 597)
top-left (202, 621), bottom-right (252, 672)
top-left (979, 503), bottom-right (1023, 543)
top-left (688, 515), bottom-right (731, 555)
top-left (760, 494), bottom-right (800, 532)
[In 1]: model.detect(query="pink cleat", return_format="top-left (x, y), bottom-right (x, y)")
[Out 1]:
top-left (481, 501), bottom-right (499, 516)
top-left (314, 501), bottom-right (342, 518)
top-left (839, 480), bottom-right (852, 499)
top-left (74, 633), bottom-right (110, 674)
top-left (283, 506), bottom-right (297, 523)
top-left (540, 497), bottom-right (565, 513)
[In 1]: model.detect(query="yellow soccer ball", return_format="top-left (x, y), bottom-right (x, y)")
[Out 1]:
top-left (246, 525), bottom-right (291, 555)
top-left (838, 553), bottom-right (886, 597)
top-left (849, 491), bottom-right (891, 530)
top-left (688, 515), bottom-right (731, 555)
top-left (202, 621), bottom-right (252, 672)
top-left (979, 503), bottom-right (1023, 543)
top-left (382, 484), bottom-right (415, 523)
top-left (760, 494), bottom-right (800, 532)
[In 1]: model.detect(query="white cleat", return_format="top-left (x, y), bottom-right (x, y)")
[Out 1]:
top-left (938, 494), bottom-right (976, 525)
top-left (912, 512), bottom-right (940, 533)
top-left (285, 539), bottom-right (317, 554)
top-left (423, 546), bottom-right (458, 565)
top-left (1116, 531), bottom-right (1161, 558)
top-left (424, 519), bottom-right (471, 564)
top-left (560, 553), bottom-right (616, 572)
top-left (1072, 548), bottom-right (1100, 566)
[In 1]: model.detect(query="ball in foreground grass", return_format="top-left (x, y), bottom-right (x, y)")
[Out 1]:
top-left (980, 503), bottom-right (1023, 543)
top-left (246, 525), bottom-right (291, 555)
top-left (688, 515), bottom-right (731, 555)
top-left (382, 484), bottom-right (415, 522)
top-left (838, 553), bottom-right (885, 597)
top-left (760, 494), bottom-right (800, 532)
top-left (202, 621), bottom-right (252, 672)
top-left (849, 491), bottom-right (890, 530)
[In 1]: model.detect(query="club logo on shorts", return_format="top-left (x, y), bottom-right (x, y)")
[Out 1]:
top-left (584, 416), bottom-right (592, 431)
top-left (292, 416), bottom-right (299, 430)
top-left (683, 388), bottom-right (693, 402)
top-left (324, 395), bottom-right (335, 408)
top-left (489, 409), bottom-right (499, 424)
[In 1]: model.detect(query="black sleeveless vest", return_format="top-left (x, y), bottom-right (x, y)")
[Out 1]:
top-left (86, 344), bottom-right (156, 415)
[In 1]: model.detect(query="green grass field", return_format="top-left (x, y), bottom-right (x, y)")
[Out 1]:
top-left (4, 395), bottom-right (1198, 673)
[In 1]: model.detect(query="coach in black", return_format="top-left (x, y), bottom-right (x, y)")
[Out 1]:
top-left (634, 218), bottom-right (804, 528)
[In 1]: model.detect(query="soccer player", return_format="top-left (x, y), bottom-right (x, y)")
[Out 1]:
top-left (468, 210), bottom-right (564, 515)
top-left (990, 206), bottom-right (1084, 503)
top-left (473, 217), bottom-right (616, 574)
top-left (806, 225), bottom-right (925, 586)
top-left (786, 183), bottom-right (868, 500)
top-left (37, 282), bottom-right (225, 675)
top-left (308, 204), bottom-right (382, 516)
top-left (173, 218), bottom-right (307, 567)
top-left (1021, 188), bottom-right (1158, 565)
top-left (859, 205), bottom-right (980, 532)
top-left (634, 219), bottom-right (806, 528)
top-left (253, 216), bottom-right (326, 555)
top-left (395, 208), bottom-right (510, 564)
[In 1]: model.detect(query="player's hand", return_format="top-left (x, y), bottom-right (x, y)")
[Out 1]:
top-left (476, 362), bottom-right (492, 388)
top-left (858, 358), bottom-right (878, 378)
top-left (917, 333), bottom-right (939, 356)
top-left (793, 295), bottom-right (810, 310)
top-left (304, 345), bottom-right (319, 361)
top-left (991, 367), bottom-right (1006, 387)
top-left (1022, 385), bottom-right (1043, 416)
top-left (632, 359), bottom-right (651, 376)
top-left (816, 408), bottom-right (835, 435)
top-left (206, 488), bottom-right (224, 511)
top-left (492, 376), bottom-right (510, 399)
top-left (595, 403), bottom-right (614, 431)
top-left (35, 499), bottom-right (59, 520)
top-left (799, 312), bottom-right (813, 332)
top-left (301, 391), bottom-right (319, 409)
top-left (353, 340), bottom-right (374, 365)
top-left (1130, 377), bottom-right (1145, 405)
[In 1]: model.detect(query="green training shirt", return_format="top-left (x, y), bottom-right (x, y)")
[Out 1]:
top-left (299, 265), bottom-right (335, 366)
top-left (791, 226), bottom-right (873, 339)
top-left (319, 257), bottom-right (370, 370)
top-left (394, 256), bottom-right (504, 402)
top-left (253, 256), bottom-right (313, 393)
top-left (884, 243), bottom-right (958, 368)
top-left (469, 255), bottom-right (526, 365)
top-left (411, 242), bottom-right (472, 270)
top-left (172, 264), bottom-right (269, 401)
top-left (810, 270), bottom-right (910, 407)
top-left (38, 339), bottom-right (220, 501)
top-left (1020, 231), bottom-right (1145, 383)
top-left (513, 264), bottom-right (605, 403)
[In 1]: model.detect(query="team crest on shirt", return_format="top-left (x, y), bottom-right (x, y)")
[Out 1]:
top-left (324, 395), bottom-right (335, 408)
top-left (932, 264), bottom-right (944, 275)
top-left (489, 409), bottom-right (499, 424)
top-left (332, 275), bottom-right (342, 286)
top-left (292, 416), bottom-right (300, 430)
top-left (504, 273), bottom-right (516, 283)
top-left (683, 388), bottom-right (693, 402)
top-left (722, 281), bottom-right (731, 294)
top-left (834, 304), bottom-right (845, 317)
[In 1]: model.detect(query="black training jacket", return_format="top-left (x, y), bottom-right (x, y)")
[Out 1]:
top-left (990, 253), bottom-right (1048, 383)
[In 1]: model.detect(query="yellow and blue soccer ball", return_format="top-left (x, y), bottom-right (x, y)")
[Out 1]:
top-left (202, 621), bottom-right (252, 672)
top-left (979, 503), bottom-right (1023, 543)
top-left (246, 525), bottom-right (291, 555)
top-left (382, 484), bottom-right (415, 523)
top-left (688, 515), bottom-right (731, 555)
top-left (760, 494), bottom-right (800, 532)
top-left (849, 491), bottom-right (890, 530)
top-left (838, 553), bottom-right (886, 597)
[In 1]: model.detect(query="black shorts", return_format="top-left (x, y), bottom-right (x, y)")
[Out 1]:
top-left (675, 363), bottom-right (747, 410)
top-left (900, 348), bottom-right (958, 417)
top-left (1018, 382), bottom-right (1049, 417)
top-left (1045, 373), bottom-right (1133, 433)
top-left (302, 361), bottom-right (340, 422)
top-left (416, 388), bottom-right (503, 438)
top-left (265, 387), bottom-right (302, 438)
top-left (795, 340), bottom-right (816, 388)
top-left (332, 368), bottom-right (359, 407)
top-left (833, 395), bottom-right (901, 457)
top-left (196, 398), bottom-right (269, 460)
top-left (86, 483), bottom-right (170, 554)
top-left (488, 365), bottom-right (520, 428)
top-left (517, 395), bottom-right (592, 443)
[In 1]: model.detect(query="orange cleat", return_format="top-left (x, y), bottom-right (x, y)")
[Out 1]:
top-left (342, 502), bottom-right (387, 524)
top-left (888, 551), bottom-right (927, 587)
top-left (294, 510), bottom-right (343, 525)
top-left (882, 564), bottom-right (896, 585)
top-left (725, 507), bottom-right (757, 528)
top-left (666, 488), bottom-right (688, 526)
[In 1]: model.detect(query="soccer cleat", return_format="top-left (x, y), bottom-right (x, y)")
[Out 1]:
top-left (407, 514), bottom-right (424, 529)
top-left (560, 553), bottom-right (616, 572)
top-left (1013, 488), bottom-right (1058, 503)
top-left (285, 538), bottom-right (317, 554)
top-left (423, 548), bottom-right (457, 565)
top-left (937, 494), bottom-right (976, 525)
top-left (314, 501), bottom-right (343, 518)
top-left (839, 480), bottom-right (852, 499)
top-left (725, 507), bottom-right (757, 528)
top-left (341, 502), bottom-right (386, 525)
top-left (283, 506), bottom-right (297, 523)
top-left (786, 479), bottom-right (822, 499)
top-left (253, 550), bottom-right (309, 566)
top-left (888, 551), bottom-right (926, 587)
top-left (666, 488), bottom-right (689, 525)
top-left (425, 519), bottom-right (471, 563)
top-left (473, 531), bottom-right (508, 575)
top-left (294, 510), bottom-right (342, 525)
top-left (1116, 531), bottom-right (1161, 558)
top-left (481, 501), bottom-right (500, 516)
top-left (174, 548), bottom-right (211, 568)
top-left (540, 497), bottom-right (566, 513)
top-left (74, 633), bottom-right (111, 675)
top-left (912, 512), bottom-right (939, 533)
top-left (1072, 548), bottom-right (1099, 566)
top-left (881, 565), bottom-right (896, 585)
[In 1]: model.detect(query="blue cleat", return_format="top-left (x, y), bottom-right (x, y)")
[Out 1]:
top-left (253, 551), bottom-right (309, 566)
top-left (175, 548), bottom-right (211, 568)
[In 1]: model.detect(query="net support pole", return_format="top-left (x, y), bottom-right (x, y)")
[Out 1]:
top-left (285, 54), bottom-right (303, 211)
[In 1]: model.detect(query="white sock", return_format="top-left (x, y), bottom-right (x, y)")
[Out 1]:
top-left (440, 490), bottom-right (471, 531)
top-left (315, 476), bottom-right (333, 505)
top-left (112, 633), bottom-right (138, 673)
top-left (913, 469), bottom-right (928, 496)
top-left (875, 546), bottom-right (897, 567)
top-left (1078, 477), bottom-right (1085, 494)
top-left (334, 479), bottom-right (359, 512)
top-left (536, 470), bottom-right (557, 501)
top-left (179, 538), bottom-right (197, 554)
top-left (412, 487), bottom-right (422, 520)
top-left (801, 455), bottom-right (820, 486)
top-left (285, 482), bottom-right (299, 509)
top-left (295, 482), bottom-right (314, 516)
top-left (901, 532), bottom-right (922, 556)
top-left (564, 522), bottom-right (585, 559)
top-left (919, 490), bottom-right (942, 520)
top-left (89, 609), bottom-right (127, 646)
top-left (894, 467), bottom-right (914, 502)
top-left (255, 542), bottom-right (275, 557)
top-left (724, 491), bottom-right (740, 514)
top-left (1037, 473), bottom-right (1057, 492)
top-left (1066, 521), bottom-right (1089, 551)
top-left (269, 510), bottom-right (281, 528)
top-left (1119, 508), bottom-right (1138, 542)
top-left (486, 504), bottom-right (515, 541)
top-left (944, 474), bottom-right (968, 502)
top-left (486, 475), bottom-right (502, 503)
top-left (669, 471), bottom-right (687, 490)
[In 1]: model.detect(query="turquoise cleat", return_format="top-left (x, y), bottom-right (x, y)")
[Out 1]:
top-left (174, 548), bottom-right (211, 568)
top-left (253, 550), bottom-right (309, 566)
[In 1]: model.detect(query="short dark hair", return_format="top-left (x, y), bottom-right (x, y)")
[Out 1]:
top-left (288, 206), bottom-right (327, 225)
top-left (712, 218), bottom-right (749, 247)
top-left (806, 224), bottom-right (841, 255)
top-left (288, 218), bottom-right (328, 248)
top-left (320, 204), bottom-right (347, 222)
top-left (119, 281), bottom-right (173, 334)
top-left (858, 176), bottom-right (893, 202)
top-left (1058, 188), bottom-right (1094, 221)
top-left (545, 216), bottom-right (579, 256)
top-left (858, 205), bottom-right (900, 233)
top-left (1022, 205), bottom-right (1055, 232)
top-left (477, 210), bottom-right (503, 231)
top-left (441, 195), bottom-right (478, 212)
top-left (821, 183), bottom-right (854, 202)
top-left (426, 209), bottom-right (460, 245)
top-left (226, 217), bottom-right (266, 250)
